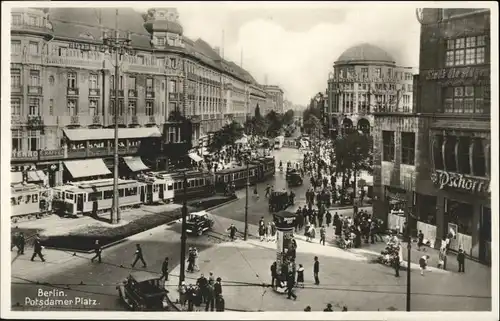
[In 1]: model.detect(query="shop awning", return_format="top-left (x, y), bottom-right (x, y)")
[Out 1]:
top-left (63, 127), bottom-right (161, 141)
top-left (123, 156), bottom-right (149, 172)
top-left (64, 159), bottom-right (111, 179)
top-left (188, 153), bottom-right (203, 163)
top-left (11, 172), bottom-right (23, 184)
top-left (27, 170), bottom-right (47, 182)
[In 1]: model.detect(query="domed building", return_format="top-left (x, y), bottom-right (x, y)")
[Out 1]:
top-left (325, 43), bottom-right (417, 137)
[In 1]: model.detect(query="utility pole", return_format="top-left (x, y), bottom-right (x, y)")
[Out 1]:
top-left (103, 9), bottom-right (132, 224)
top-left (244, 153), bottom-right (249, 240)
top-left (179, 171), bottom-right (188, 287)
top-left (406, 173), bottom-right (414, 311)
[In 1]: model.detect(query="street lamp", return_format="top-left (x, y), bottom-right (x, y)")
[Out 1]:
top-left (179, 170), bottom-right (188, 287)
top-left (315, 93), bottom-right (323, 173)
top-left (244, 151), bottom-right (250, 240)
top-left (405, 172), bottom-right (415, 311)
top-left (102, 9), bottom-right (133, 224)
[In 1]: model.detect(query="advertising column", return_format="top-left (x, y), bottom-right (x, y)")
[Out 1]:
top-left (272, 211), bottom-right (297, 278)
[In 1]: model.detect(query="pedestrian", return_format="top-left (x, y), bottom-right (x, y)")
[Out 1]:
top-left (160, 257), bottom-right (169, 281)
top-left (196, 273), bottom-right (209, 304)
top-left (270, 261), bottom-right (278, 288)
top-left (90, 239), bottom-right (102, 263)
top-left (214, 277), bottom-right (223, 299)
top-left (253, 185), bottom-right (259, 199)
top-left (11, 230), bottom-right (19, 251)
top-left (319, 226), bottom-right (326, 246)
top-left (266, 222), bottom-right (272, 242)
top-left (325, 211), bottom-right (332, 228)
top-left (417, 230), bottom-right (424, 251)
top-left (179, 281), bottom-right (188, 308)
top-left (215, 295), bottom-right (225, 311)
top-left (186, 284), bottom-right (195, 311)
top-left (31, 236), bottom-right (45, 262)
top-left (419, 254), bottom-right (430, 276)
top-left (324, 303), bottom-right (333, 311)
top-left (270, 221), bottom-right (277, 241)
top-left (296, 263), bottom-right (304, 288)
top-left (286, 272), bottom-right (297, 300)
top-left (259, 221), bottom-right (266, 242)
top-left (193, 247), bottom-right (200, 271)
top-left (393, 253), bottom-right (400, 277)
top-left (205, 279), bottom-right (215, 311)
top-left (227, 224), bottom-right (238, 241)
top-left (131, 243), bottom-right (147, 268)
top-left (304, 306), bottom-right (312, 311)
top-left (457, 248), bottom-right (466, 273)
top-left (313, 256), bottom-right (320, 285)
top-left (342, 306), bottom-right (348, 311)
top-left (208, 271), bottom-right (215, 285)
top-left (17, 232), bottom-right (25, 255)
top-left (265, 184), bottom-right (271, 198)
top-left (437, 248), bottom-right (446, 269)
top-left (187, 247), bottom-right (195, 272)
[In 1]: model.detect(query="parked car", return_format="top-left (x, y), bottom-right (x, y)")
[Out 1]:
top-left (286, 169), bottom-right (303, 187)
top-left (185, 210), bottom-right (215, 236)
top-left (117, 271), bottom-right (170, 311)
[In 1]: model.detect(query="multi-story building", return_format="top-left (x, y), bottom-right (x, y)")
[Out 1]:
top-left (262, 85), bottom-right (284, 115)
top-left (248, 83), bottom-right (267, 117)
top-left (372, 8), bottom-right (491, 264)
top-left (326, 43), bottom-right (417, 139)
top-left (10, 7), bottom-right (265, 185)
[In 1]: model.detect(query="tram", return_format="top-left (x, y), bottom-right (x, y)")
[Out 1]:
top-left (137, 173), bottom-right (175, 204)
top-left (53, 179), bottom-right (145, 216)
top-left (153, 169), bottom-right (215, 202)
top-left (11, 183), bottom-right (52, 220)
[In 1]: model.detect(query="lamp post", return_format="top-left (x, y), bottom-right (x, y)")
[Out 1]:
top-left (315, 93), bottom-right (324, 173)
top-left (405, 172), bottom-right (415, 311)
top-left (102, 9), bottom-right (133, 224)
top-left (179, 170), bottom-right (188, 287)
top-left (244, 151), bottom-right (250, 240)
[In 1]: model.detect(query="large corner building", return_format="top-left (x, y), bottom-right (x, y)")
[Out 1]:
top-left (10, 7), bottom-right (271, 185)
top-left (372, 8), bottom-right (491, 264)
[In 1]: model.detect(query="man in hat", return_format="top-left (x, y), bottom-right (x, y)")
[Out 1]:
top-left (160, 257), bottom-right (169, 281)
top-left (457, 248), bottom-right (466, 273)
top-left (131, 243), bottom-right (147, 268)
top-left (31, 235), bottom-right (45, 262)
top-left (17, 232), bottom-right (25, 255)
top-left (214, 277), bottom-right (223, 299)
top-left (324, 303), bottom-right (333, 311)
top-left (227, 224), bottom-right (238, 241)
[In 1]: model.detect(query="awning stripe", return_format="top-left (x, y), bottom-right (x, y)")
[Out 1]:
top-left (123, 156), bottom-right (149, 172)
top-left (11, 172), bottom-right (23, 184)
top-left (188, 153), bottom-right (203, 163)
top-left (27, 170), bottom-right (47, 182)
top-left (63, 127), bottom-right (161, 141)
top-left (64, 159), bottom-right (112, 178)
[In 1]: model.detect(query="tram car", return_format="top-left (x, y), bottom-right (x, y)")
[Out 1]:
top-left (53, 179), bottom-right (145, 216)
top-left (250, 156), bottom-right (276, 181)
top-left (153, 169), bottom-right (215, 202)
top-left (11, 183), bottom-right (52, 220)
top-left (136, 173), bottom-right (175, 204)
top-left (214, 163), bottom-right (259, 193)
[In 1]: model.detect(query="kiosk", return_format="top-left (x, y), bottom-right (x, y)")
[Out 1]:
top-left (272, 210), bottom-right (297, 293)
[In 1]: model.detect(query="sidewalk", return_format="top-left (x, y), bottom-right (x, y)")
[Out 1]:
top-left (164, 219), bottom-right (491, 312)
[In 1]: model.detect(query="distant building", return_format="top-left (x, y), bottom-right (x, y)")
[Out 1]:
top-left (325, 43), bottom-right (417, 139)
top-left (262, 85), bottom-right (284, 114)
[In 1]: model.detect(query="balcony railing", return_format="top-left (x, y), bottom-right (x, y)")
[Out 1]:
top-left (111, 90), bottom-right (124, 97)
top-left (67, 87), bottom-right (79, 96)
top-left (11, 150), bottom-right (38, 162)
top-left (128, 89), bottom-right (138, 98)
top-left (66, 149), bottom-right (88, 158)
top-left (11, 85), bottom-right (23, 94)
top-left (27, 115), bottom-right (44, 129)
top-left (148, 115), bottom-right (156, 124)
top-left (28, 86), bottom-right (43, 95)
top-left (87, 147), bottom-right (110, 157)
top-left (92, 115), bottom-right (102, 125)
top-left (44, 56), bottom-right (102, 69)
top-left (89, 88), bottom-right (101, 97)
top-left (70, 115), bottom-right (80, 125)
top-left (39, 148), bottom-right (64, 161)
top-left (131, 115), bottom-right (139, 124)
top-left (11, 115), bottom-right (25, 127)
top-left (146, 90), bottom-right (155, 99)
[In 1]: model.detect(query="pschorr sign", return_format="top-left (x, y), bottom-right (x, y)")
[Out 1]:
top-left (431, 170), bottom-right (490, 195)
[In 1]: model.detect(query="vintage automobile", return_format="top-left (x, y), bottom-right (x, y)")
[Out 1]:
top-left (117, 271), bottom-right (171, 311)
top-left (268, 191), bottom-right (289, 213)
top-left (286, 169), bottom-right (303, 187)
top-left (185, 210), bottom-right (215, 236)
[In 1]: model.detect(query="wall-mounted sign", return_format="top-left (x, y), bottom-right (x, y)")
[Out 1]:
top-left (424, 66), bottom-right (489, 81)
top-left (431, 170), bottom-right (490, 195)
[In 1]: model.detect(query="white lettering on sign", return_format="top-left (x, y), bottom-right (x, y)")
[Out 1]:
top-left (424, 67), bottom-right (489, 81)
top-left (431, 170), bottom-right (490, 195)
top-left (283, 217), bottom-right (295, 224)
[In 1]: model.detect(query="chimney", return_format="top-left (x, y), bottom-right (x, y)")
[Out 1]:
top-left (214, 46), bottom-right (221, 56)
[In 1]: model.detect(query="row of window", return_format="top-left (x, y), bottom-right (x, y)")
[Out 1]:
top-left (445, 36), bottom-right (487, 67)
top-left (433, 135), bottom-right (487, 177)
top-left (11, 193), bottom-right (39, 206)
top-left (337, 67), bottom-right (413, 81)
top-left (443, 85), bottom-right (486, 114)
top-left (332, 82), bottom-right (413, 93)
top-left (382, 131), bottom-right (416, 165)
top-left (12, 129), bottom-right (40, 152)
top-left (172, 178), bottom-right (208, 190)
top-left (11, 13), bottom-right (48, 28)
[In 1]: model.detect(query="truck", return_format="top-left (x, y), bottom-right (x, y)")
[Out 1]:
top-left (274, 135), bottom-right (285, 149)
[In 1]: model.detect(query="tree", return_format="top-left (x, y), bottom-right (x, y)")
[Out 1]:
top-left (303, 114), bottom-right (322, 138)
top-left (282, 109), bottom-right (295, 126)
top-left (208, 121), bottom-right (244, 152)
top-left (332, 131), bottom-right (372, 203)
top-left (264, 110), bottom-right (283, 138)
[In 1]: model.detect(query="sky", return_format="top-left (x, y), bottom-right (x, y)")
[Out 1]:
top-left (138, 3), bottom-right (422, 105)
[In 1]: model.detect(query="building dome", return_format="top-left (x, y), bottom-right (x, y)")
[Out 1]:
top-left (335, 43), bottom-right (395, 66)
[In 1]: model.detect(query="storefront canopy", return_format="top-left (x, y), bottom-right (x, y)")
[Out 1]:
top-left (27, 170), bottom-right (47, 183)
top-left (63, 127), bottom-right (161, 141)
top-left (11, 172), bottom-right (23, 184)
top-left (64, 159), bottom-right (111, 179)
top-left (188, 153), bottom-right (203, 163)
top-left (123, 156), bottom-right (149, 172)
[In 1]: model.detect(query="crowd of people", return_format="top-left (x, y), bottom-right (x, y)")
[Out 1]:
top-left (178, 272), bottom-right (225, 312)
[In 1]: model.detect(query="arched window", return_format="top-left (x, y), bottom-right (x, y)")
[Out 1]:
top-left (432, 135), bottom-right (444, 170)
top-left (472, 138), bottom-right (486, 177)
top-left (444, 136), bottom-right (457, 172)
top-left (457, 137), bottom-right (471, 174)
